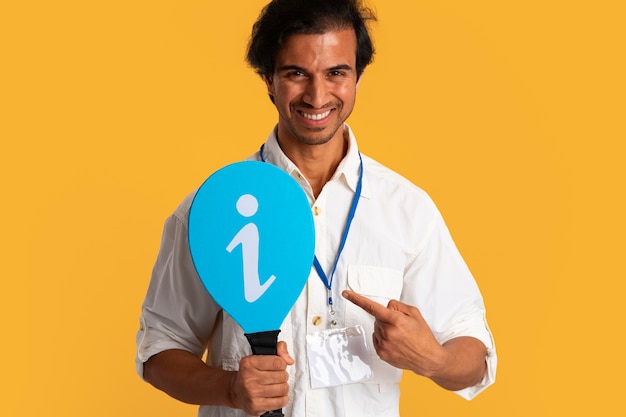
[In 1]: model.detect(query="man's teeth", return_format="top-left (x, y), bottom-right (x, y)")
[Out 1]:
top-left (302, 110), bottom-right (331, 120)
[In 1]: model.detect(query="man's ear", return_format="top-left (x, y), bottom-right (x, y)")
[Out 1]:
top-left (263, 74), bottom-right (275, 104)
top-left (263, 74), bottom-right (274, 93)
top-left (356, 72), bottom-right (364, 92)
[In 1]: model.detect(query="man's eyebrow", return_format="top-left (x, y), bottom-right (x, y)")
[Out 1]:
top-left (328, 64), bottom-right (354, 72)
top-left (275, 64), bottom-right (355, 72)
top-left (276, 65), bottom-right (307, 73)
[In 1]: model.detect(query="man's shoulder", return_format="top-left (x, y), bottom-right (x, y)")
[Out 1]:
top-left (361, 153), bottom-right (432, 203)
top-left (170, 189), bottom-right (198, 225)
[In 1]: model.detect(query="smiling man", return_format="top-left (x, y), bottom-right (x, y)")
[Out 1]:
top-left (136, 1), bottom-right (497, 416)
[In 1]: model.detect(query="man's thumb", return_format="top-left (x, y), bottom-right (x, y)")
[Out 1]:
top-left (276, 341), bottom-right (294, 365)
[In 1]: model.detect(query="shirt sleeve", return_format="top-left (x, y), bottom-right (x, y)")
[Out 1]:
top-left (135, 201), bottom-right (221, 379)
top-left (401, 202), bottom-right (497, 400)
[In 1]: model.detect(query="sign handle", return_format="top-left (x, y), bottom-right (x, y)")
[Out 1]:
top-left (244, 330), bottom-right (285, 417)
top-left (245, 329), bottom-right (281, 355)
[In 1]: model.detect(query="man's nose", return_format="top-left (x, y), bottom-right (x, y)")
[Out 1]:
top-left (302, 76), bottom-right (330, 108)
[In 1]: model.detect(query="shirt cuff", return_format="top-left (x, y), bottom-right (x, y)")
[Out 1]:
top-left (135, 316), bottom-right (201, 380)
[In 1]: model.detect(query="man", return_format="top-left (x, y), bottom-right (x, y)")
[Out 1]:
top-left (136, 1), bottom-right (497, 416)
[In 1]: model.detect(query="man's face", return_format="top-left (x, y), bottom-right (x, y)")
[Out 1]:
top-left (265, 28), bottom-right (359, 147)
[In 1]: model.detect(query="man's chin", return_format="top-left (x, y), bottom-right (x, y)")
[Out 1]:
top-left (295, 134), bottom-right (335, 146)
top-left (294, 125), bottom-right (343, 146)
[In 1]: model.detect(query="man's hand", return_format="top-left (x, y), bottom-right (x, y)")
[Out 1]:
top-left (342, 290), bottom-right (447, 377)
top-left (229, 341), bottom-right (294, 416)
top-left (342, 290), bottom-right (487, 390)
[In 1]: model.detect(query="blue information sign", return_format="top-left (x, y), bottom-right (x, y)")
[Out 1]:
top-left (188, 161), bottom-right (315, 334)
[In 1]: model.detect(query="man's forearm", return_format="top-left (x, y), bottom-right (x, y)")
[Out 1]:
top-left (428, 336), bottom-right (487, 391)
top-left (143, 349), bottom-right (236, 407)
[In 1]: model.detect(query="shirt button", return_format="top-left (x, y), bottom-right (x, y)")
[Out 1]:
top-left (312, 316), bottom-right (322, 326)
top-left (313, 206), bottom-right (321, 216)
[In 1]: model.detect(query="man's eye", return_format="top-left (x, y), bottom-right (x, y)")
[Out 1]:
top-left (330, 71), bottom-right (344, 77)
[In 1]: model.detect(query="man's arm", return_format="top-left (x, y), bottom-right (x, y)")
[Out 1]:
top-left (143, 343), bottom-right (294, 416)
top-left (342, 290), bottom-right (487, 391)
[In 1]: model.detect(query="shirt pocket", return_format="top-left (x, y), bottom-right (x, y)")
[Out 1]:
top-left (345, 264), bottom-right (404, 384)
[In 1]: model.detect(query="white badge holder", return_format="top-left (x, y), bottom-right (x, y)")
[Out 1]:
top-left (306, 325), bottom-right (373, 389)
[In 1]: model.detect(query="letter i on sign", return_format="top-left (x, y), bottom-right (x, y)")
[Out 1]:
top-left (226, 194), bottom-right (277, 303)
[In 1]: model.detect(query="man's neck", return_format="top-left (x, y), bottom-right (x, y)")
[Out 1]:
top-left (276, 127), bottom-right (348, 199)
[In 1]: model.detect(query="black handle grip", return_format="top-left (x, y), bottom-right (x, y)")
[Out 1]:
top-left (245, 330), bottom-right (284, 417)
top-left (260, 411), bottom-right (284, 417)
top-left (245, 330), bottom-right (281, 355)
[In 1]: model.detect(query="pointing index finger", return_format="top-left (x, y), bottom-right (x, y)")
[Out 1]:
top-left (342, 290), bottom-right (394, 322)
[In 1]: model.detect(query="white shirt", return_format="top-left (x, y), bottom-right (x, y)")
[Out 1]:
top-left (136, 125), bottom-right (497, 417)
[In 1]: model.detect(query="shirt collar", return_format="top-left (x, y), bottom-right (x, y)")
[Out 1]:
top-left (260, 124), bottom-right (370, 198)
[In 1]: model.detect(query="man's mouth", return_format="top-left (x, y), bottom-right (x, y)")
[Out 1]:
top-left (299, 109), bottom-right (333, 121)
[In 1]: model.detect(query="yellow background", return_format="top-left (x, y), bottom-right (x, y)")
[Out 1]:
top-left (2, 0), bottom-right (624, 415)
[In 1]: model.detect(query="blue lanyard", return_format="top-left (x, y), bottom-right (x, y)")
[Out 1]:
top-left (259, 144), bottom-right (363, 313)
